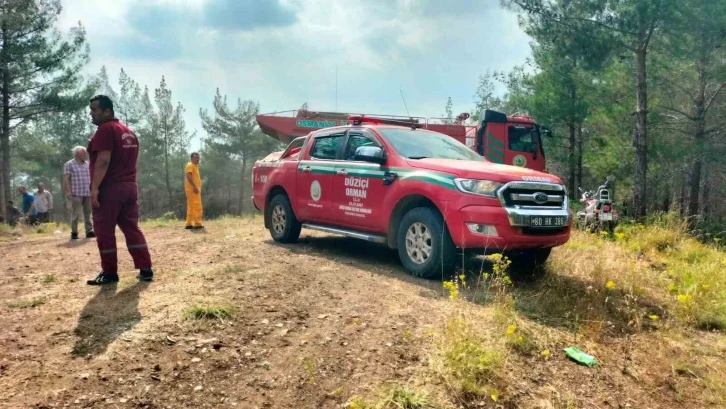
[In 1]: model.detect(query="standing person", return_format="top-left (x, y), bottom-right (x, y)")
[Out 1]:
top-left (64, 146), bottom-right (95, 240)
top-left (184, 152), bottom-right (204, 230)
top-left (18, 186), bottom-right (38, 225)
top-left (86, 95), bottom-right (154, 285)
top-left (34, 182), bottom-right (53, 223)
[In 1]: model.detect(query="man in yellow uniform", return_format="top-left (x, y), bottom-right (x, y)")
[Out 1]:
top-left (184, 152), bottom-right (203, 230)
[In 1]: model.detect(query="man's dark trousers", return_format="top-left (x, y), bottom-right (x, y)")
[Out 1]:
top-left (93, 182), bottom-right (152, 274)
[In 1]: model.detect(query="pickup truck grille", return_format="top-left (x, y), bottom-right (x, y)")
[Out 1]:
top-left (497, 182), bottom-right (566, 209)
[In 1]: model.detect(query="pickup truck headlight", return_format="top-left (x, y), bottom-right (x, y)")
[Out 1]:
top-left (454, 179), bottom-right (502, 197)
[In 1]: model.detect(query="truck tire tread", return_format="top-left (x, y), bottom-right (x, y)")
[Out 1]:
top-left (396, 207), bottom-right (456, 279)
top-left (268, 194), bottom-right (301, 243)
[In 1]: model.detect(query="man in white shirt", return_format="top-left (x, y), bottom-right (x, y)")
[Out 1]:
top-left (34, 182), bottom-right (53, 223)
top-left (64, 146), bottom-right (95, 240)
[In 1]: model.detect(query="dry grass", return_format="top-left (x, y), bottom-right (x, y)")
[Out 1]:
top-left (566, 219), bottom-right (726, 331)
top-left (347, 384), bottom-right (432, 409)
top-left (432, 314), bottom-right (503, 403)
top-left (425, 216), bottom-right (726, 408)
top-left (183, 303), bottom-right (235, 320)
top-left (8, 296), bottom-right (46, 309)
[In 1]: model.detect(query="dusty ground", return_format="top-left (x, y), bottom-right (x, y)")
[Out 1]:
top-left (0, 217), bottom-right (723, 409)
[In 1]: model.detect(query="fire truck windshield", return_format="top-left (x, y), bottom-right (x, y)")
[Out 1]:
top-left (508, 125), bottom-right (540, 153)
top-left (379, 127), bottom-right (485, 162)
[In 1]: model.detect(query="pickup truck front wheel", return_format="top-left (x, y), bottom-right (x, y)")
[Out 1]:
top-left (397, 207), bottom-right (456, 279)
top-left (268, 194), bottom-right (301, 243)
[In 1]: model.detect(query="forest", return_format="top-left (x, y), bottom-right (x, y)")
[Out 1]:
top-left (1, 0), bottom-right (724, 238)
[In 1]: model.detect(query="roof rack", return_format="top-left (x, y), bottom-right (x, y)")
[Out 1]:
top-left (347, 115), bottom-right (423, 129)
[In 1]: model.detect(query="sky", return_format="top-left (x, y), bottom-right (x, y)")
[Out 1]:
top-left (58, 0), bottom-right (532, 150)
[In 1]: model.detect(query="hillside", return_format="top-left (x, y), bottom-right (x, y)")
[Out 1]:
top-left (0, 217), bottom-right (724, 409)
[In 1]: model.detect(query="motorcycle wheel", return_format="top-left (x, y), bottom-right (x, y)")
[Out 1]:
top-left (600, 220), bottom-right (613, 234)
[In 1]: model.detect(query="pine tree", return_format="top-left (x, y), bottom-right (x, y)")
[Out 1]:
top-left (657, 0), bottom-right (726, 225)
top-left (117, 68), bottom-right (144, 129)
top-left (145, 77), bottom-right (192, 212)
top-left (0, 0), bottom-right (89, 218)
top-left (200, 88), bottom-right (281, 213)
top-left (442, 97), bottom-right (453, 124)
top-left (506, 0), bottom-right (674, 218)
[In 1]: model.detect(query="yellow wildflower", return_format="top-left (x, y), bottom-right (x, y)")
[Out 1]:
top-left (443, 281), bottom-right (459, 300)
top-left (648, 314), bottom-right (659, 321)
top-left (490, 390), bottom-right (499, 402)
top-left (677, 294), bottom-right (692, 303)
top-left (615, 232), bottom-right (625, 240)
top-left (489, 253), bottom-right (503, 262)
top-left (541, 349), bottom-right (551, 360)
top-left (606, 280), bottom-right (616, 289)
top-left (506, 324), bottom-right (517, 336)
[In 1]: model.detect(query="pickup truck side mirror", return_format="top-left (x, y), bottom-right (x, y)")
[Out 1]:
top-left (354, 146), bottom-right (386, 164)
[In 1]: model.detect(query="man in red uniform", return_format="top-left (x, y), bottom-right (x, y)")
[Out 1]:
top-left (86, 95), bottom-right (154, 285)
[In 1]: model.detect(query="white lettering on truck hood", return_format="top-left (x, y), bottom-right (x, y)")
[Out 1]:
top-left (521, 176), bottom-right (555, 183)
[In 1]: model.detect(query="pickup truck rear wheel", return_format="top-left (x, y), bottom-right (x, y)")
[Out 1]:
top-left (397, 207), bottom-right (456, 279)
top-left (268, 194), bottom-right (301, 243)
top-left (504, 247), bottom-right (551, 280)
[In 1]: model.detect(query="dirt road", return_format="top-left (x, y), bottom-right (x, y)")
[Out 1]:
top-left (0, 218), bottom-right (722, 408)
top-left (0, 218), bottom-right (455, 408)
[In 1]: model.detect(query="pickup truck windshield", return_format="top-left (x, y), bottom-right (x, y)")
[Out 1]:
top-left (379, 128), bottom-right (484, 161)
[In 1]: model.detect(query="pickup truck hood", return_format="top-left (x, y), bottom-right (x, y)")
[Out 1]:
top-left (405, 158), bottom-right (563, 184)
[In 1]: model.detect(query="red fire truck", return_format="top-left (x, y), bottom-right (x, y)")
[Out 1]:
top-left (256, 104), bottom-right (551, 172)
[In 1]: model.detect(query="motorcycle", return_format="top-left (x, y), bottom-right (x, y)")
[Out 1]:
top-left (576, 176), bottom-right (618, 234)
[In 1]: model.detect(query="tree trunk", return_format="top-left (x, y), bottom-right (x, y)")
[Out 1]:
top-left (1, 19), bottom-right (9, 219)
top-left (686, 50), bottom-right (708, 229)
top-left (226, 172), bottom-right (231, 214)
top-left (0, 166), bottom-right (5, 220)
top-left (576, 125), bottom-right (583, 194)
top-left (238, 155), bottom-right (247, 215)
top-left (678, 172), bottom-right (688, 217)
top-left (163, 129), bottom-right (172, 211)
top-left (632, 44), bottom-right (649, 220)
top-left (662, 180), bottom-right (671, 213)
top-left (568, 122), bottom-right (576, 197)
top-left (701, 163), bottom-right (710, 217)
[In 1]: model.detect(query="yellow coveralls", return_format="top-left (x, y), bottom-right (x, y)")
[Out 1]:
top-left (185, 162), bottom-right (203, 227)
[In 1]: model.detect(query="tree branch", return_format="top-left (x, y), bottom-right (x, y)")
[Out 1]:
top-left (704, 82), bottom-right (726, 112)
top-left (660, 105), bottom-right (697, 121)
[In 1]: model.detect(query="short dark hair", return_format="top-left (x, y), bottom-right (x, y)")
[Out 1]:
top-left (191, 152), bottom-right (199, 158)
top-left (90, 95), bottom-right (114, 114)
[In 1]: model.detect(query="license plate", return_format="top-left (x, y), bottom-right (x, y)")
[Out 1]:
top-left (600, 212), bottom-right (613, 221)
top-left (529, 216), bottom-right (567, 228)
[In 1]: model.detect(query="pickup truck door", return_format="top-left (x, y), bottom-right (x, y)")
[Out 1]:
top-left (296, 132), bottom-right (346, 223)
top-left (332, 130), bottom-right (388, 232)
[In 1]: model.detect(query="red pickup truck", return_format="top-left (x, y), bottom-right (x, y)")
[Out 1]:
top-left (252, 117), bottom-right (571, 278)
